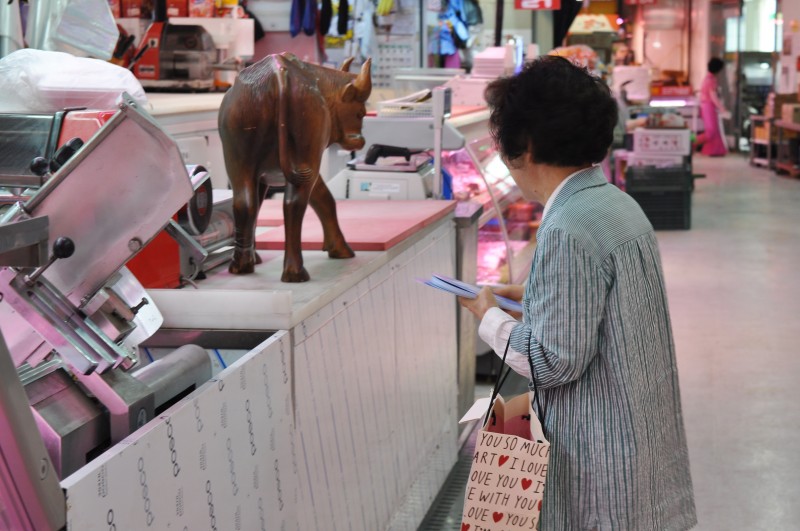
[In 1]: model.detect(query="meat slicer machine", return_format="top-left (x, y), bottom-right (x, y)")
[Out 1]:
top-left (0, 94), bottom-right (223, 486)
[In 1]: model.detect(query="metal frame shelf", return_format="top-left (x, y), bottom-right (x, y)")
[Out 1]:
top-left (775, 120), bottom-right (800, 178)
top-left (750, 115), bottom-right (774, 169)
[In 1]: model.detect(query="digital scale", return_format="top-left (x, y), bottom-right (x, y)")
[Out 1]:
top-left (328, 152), bottom-right (435, 200)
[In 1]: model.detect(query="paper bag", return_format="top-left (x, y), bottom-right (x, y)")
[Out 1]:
top-left (461, 391), bottom-right (550, 530)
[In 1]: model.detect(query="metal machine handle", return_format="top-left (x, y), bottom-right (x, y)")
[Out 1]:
top-left (24, 237), bottom-right (75, 285)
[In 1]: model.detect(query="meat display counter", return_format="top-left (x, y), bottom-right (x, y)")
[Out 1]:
top-left (445, 135), bottom-right (541, 286)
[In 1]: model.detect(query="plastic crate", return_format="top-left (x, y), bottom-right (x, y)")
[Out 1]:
top-left (625, 166), bottom-right (692, 192)
top-left (629, 190), bottom-right (691, 230)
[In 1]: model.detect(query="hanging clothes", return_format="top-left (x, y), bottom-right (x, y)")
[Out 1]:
top-left (320, 0), bottom-right (333, 35)
top-left (462, 0), bottom-right (482, 26)
top-left (429, 0), bottom-right (470, 59)
top-left (316, 9), bottom-right (327, 62)
top-left (290, 0), bottom-right (317, 37)
top-left (428, 23), bottom-right (457, 58)
top-left (353, 0), bottom-right (375, 61)
top-left (428, 23), bottom-right (461, 68)
top-left (302, 0), bottom-right (316, 36)
top-left (337, 0), bottom-right (350, 36)
top-left (290, 0), bottom-right (303, 37)
top-left (432, 0), bottom-right (469, 52)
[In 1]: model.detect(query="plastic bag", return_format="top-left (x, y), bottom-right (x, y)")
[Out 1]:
top-left (0, 0), bottom-right (25, 57)
top-left (0, 49), bottom-right (147, 113)
top-left (26, 0), bottom-right (118, 59)
top-left (50, 0), bottom-right (119, 59)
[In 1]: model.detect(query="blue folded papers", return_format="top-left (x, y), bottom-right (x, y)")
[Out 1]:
top-left (417, 274), bottom-right (523, 314)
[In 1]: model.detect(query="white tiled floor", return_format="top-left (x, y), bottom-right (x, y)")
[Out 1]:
top-left (658, 155), bottom-right (800, 530)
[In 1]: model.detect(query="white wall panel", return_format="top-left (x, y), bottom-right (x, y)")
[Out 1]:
top-left (294, 221), bottom-right (458, 531)
top-left (62, 331), bottom-right (298, 531)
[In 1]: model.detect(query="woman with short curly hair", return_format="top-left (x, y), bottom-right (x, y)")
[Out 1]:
top-left (460, 56), bottom-right (697, 530)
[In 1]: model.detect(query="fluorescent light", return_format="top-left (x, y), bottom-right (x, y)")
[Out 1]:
top-left (650, 99), bottom-right (688, 107)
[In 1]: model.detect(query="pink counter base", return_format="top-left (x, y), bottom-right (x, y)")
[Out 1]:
top-left (255, 200), bottom-right (457, 251)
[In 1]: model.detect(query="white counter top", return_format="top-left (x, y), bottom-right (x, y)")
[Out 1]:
top-left (145, 92), bottom-right (226, 117)
top-left (149, 210), bottom-right (454, 331)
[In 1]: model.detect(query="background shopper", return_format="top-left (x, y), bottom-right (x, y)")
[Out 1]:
top-left (460, 56), bottom-right (697, 530)
top-left (694, 57), bottom-right (728, 156)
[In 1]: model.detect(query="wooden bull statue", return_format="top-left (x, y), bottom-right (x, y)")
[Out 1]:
top-left (218, 53), bottom-right (371, 282)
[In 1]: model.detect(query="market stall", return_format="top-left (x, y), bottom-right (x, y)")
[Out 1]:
top-left (0, 58), bottom-right (464, 530)
top-left (62, 200), bottom-right (460, 530)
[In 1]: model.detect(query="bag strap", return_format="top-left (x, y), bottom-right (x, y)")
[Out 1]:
top-left (528, 332), bottom-right (545, 423)
top-left (483, 339), bottom-right (513, 426)
top-left (484, 335), bottom-right (547, 426)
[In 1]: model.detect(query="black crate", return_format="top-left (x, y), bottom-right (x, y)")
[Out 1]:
top-left (629, 190), bottom-right (691, 230)
top-left (625, 165), bottom-right (693, 192)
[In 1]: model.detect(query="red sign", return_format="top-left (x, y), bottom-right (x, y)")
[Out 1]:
top-left (515, 0), bottom-right (561, 10)
top-left (651, 86), bottom-right (693, 97)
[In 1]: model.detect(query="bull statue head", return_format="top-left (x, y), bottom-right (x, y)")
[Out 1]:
top-left (334, 58), bottom-right (372, 151)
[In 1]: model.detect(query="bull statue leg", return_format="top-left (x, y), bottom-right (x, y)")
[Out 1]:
top-left (281, 175), bottom-right (353, 282)
top-left (225, 155), bottom-right (261, 274)
top-left (219, 87), bottom-right (269, 274)
top-left (310, 179), bottom-right (354, 258)
top-left (253, 179), bottom-right (268, 265)
top-left (228, 174), bottom-right (259, 274)
top-left (282, 179), bottom-right (313, 282)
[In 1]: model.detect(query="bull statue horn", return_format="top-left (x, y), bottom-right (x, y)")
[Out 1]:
top-left (354, 58), bottom-right (372, 101)
top-left (341, 57), bottom-right (355, 72)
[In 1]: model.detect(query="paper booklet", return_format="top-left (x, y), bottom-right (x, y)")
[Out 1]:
top-left (417, 274), bottom-right (524, 314)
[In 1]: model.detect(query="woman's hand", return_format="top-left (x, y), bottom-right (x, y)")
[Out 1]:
top-left (459, 286), bottom-right (499, 320)
top-left (492, 284), bottom-right (524, 320)
top-left (492, 284), bottom-right (524, 302)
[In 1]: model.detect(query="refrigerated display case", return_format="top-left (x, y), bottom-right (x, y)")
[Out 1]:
top-left (444, 135), bottom-right (542, 286)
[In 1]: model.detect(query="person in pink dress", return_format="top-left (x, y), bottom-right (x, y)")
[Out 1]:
top-left (694, 58), bottom-right (728, 156)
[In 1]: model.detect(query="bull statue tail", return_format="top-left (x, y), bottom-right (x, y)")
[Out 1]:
top-left (275, 64), bottom-right (314, 184)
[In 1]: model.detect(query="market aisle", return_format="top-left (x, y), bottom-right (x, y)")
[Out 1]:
top-left (658, 154), bottom-right (800, 530)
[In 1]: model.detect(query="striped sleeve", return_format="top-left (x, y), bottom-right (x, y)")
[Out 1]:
top-left (509, 228), bottom-right (609, 389)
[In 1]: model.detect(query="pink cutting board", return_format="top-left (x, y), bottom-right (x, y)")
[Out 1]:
top-left (255, 200), bottom-right (456, 251)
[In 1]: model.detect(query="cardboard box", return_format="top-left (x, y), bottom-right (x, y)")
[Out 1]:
top-left (188, 0), bottom-right (214, 17)
top-left (765, 92), bottom-right (798, 120)
top-left (781, 103), bottom-right (800, 124)
top-left (753, 125), bottom-right (770, 142)
top-left (167, 0), bottom-right (188, 17)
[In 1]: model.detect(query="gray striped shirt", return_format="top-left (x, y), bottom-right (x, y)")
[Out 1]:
top-left (507, 166), bottom-right (696, 530)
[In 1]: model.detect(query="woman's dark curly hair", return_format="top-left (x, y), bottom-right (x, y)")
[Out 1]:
top-left (484, 56), bottom-right (618, 167)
